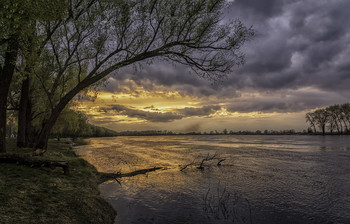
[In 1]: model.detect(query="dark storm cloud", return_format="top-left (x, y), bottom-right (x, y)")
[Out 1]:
top-left (105, 104), bottom-right (221, 122)
top-left (109, 104), bottom-right (183, 122)
top-left (227, 0), bottom-right (283, 21)
top-left (225, 88), bottom-right (347, 113)
top-left (177, 105), bottom-right (221, 117)
top-left (102, 0), bottom-right (350, 113)
top-left (230, 0), bottom-right (350, 92)
top-left (227, 100), bottom-right (314, 113)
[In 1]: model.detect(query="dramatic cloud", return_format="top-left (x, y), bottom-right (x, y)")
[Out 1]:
top-left (79, 1), bottom-right (350, 132)
top-left (177, 106), bottom-right (221, 117)
top-left (108, 104), bottom-right (183, 122)
top-left (225, 87), bottom-right (348, 113)
top-left (102, 0), bottom-right (350, 117)
top-left (227, 0), bottom-right (350, 93)
top-left (103, 104), bottom-right (221, 123)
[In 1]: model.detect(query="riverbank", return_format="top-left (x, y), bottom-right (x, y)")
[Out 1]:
top-left (0, 139), bottom-right (116, 224)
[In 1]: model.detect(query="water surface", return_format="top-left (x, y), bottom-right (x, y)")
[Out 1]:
top-left (75, 135), bottom-right (350, 224)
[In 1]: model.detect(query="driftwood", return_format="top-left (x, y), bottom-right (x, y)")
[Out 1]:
top-left (0, 154), bottom-right (69, 174)
top-left (98, 167), bottom-right (164, 183)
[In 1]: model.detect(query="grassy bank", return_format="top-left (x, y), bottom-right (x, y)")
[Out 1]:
top-left (0, 139), bottom-right (116, 224)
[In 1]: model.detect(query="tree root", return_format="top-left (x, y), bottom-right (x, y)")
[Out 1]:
top-left (0, 153), bottom-right (69, 174)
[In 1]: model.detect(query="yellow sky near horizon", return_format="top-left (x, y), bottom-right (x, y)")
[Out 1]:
top-left (73, 82), bottom-right (308, 132)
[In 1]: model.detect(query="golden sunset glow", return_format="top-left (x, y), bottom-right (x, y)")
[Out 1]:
top-left (76, 90), bottom-right (280, 120)
top-left (73, 80), bottom-right (308, 132)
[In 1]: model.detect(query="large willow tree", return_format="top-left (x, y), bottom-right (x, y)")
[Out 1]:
top-left (3, 0), bottom-right (254, 151)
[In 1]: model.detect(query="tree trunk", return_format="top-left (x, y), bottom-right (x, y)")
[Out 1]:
top-left (34, 86), bottom-right (82, 149)
top-left (35, 119), bottom-right (53, 150)
top-left (341, 118), bottom-right (348, 134)
top-left (25, 95), bottom-right (35, 147)
top-left (0, 40), bottom-right (18, 153)
top-left (312, 125), bottom-right (316, 133)
top-left (34, 75), bottom-right (101, 150)
top-left (0, 90), bottom-right (7, 153)
top-left (334, 118), bottom-right (340, 133)
top-left (322, 125), bottom-right (325, 135)
top-left (17, 77), bottom-right (30, 147)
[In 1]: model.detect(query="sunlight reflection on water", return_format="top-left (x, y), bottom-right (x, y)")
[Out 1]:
top-left (75, 135), bottom-right (350, 224)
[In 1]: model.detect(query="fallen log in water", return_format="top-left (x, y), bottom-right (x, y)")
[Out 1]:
top-left (98, 167), bottom-right (164, 183)
top-left (0, 154), bottom-right (69, 174)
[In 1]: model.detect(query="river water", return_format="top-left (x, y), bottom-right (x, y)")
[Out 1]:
top-left (75, 135), bottom-right (350, 224)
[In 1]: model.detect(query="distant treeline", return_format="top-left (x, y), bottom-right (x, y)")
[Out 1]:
top-left (306, 103), bottom-right (350, 135)
top-left (50, 109), bottom-right (117, 139)
top-left (113, 129), bottom-right (301, 136)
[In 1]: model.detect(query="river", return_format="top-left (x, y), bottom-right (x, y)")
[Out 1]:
top-left (75, 135), bottom-right (350, 224)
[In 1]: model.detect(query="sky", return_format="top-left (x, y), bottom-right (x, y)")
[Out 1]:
top-left (76, 0), bottom-right (350, 133)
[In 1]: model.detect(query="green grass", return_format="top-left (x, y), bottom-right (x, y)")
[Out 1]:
top-left (0, 139), bottom-right (116, 224)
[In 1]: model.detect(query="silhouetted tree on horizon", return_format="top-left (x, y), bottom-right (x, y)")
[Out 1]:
top-left (306, 103), bottom-right (350, 135)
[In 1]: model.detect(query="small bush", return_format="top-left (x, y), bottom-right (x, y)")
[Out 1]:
top-left (74, 138), bottom-right (90, 146)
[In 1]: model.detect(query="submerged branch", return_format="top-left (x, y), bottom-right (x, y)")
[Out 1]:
top-left (180, 153), bottom-right (226, 171)
top-left (98, 167), bottom-right (165, 184)
top-left (198, 153), bottom-right (219, 169)
top-left (217, 159), bottom-right (226, 166)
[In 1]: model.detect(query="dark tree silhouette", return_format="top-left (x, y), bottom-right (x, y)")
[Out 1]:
top-left (306, 103), bottom-right (350, 134)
